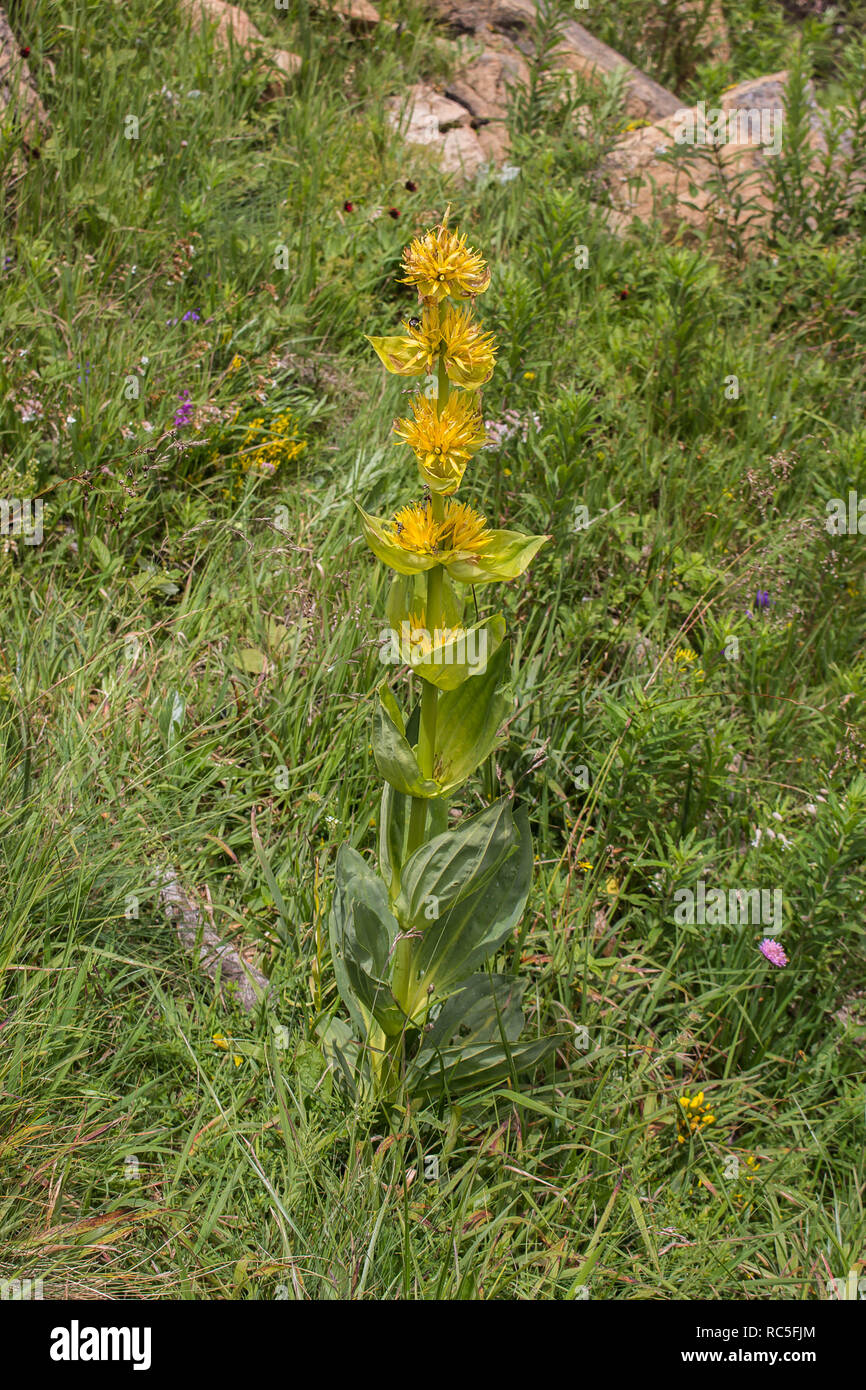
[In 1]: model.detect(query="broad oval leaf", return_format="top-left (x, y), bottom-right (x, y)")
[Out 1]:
top-left (329, 845), bottom-right (405, 1036)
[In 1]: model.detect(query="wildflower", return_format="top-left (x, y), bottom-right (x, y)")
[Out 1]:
top-left (759, 938), bottom-right (788, 968)
top-left (523, 371), bottom-right (536, 381)
top-left (343, 200), bottom-right (355, 212)
top-left (393, 391), bottom-right (486, 494)
top-left (388, 207), bottom-right (401, 219)
top-left (213, 1033), bottom-right (243, 1066)
top-left (234, 411), bottom-right (306, 480)
top-left (755, 590), bottom-right (770, 609)
top-left (401, 217), bottom-right (490, 301)
top-left (368, 304), bottom-right (496, 388)
top-left (676, 1090), bottom-right (716, 1143)
top-left (357, 497), bottom-right (548, 585)
top-left (181, 309), bottom-right (201, 323)
top-left (484, 410), bottom-right (541, 448)
top-left (405, 179), bottom-right (418, 192)
top-left (174, 390), bottom-right (194, 429)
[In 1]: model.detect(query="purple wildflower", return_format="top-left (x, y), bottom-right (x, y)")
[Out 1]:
top-left (759, 938), bottom-right (787, 968)
top-left (174, 390), bottom-right (193, 429)
top-left (755, 590), bottom-right (770, 610)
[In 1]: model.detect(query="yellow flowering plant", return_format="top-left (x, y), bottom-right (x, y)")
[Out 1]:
top-left (323, 214), bottom-right (557, 1104)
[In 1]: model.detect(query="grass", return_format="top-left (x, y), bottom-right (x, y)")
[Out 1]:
top-left (1, 0), bottom-right (866, 1300)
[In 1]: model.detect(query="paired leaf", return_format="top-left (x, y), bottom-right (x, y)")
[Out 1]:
top-left (434, 642), bottom-right (513, 791)
top-left (407, 1036), bottom-right (561, 1101)
top-left (373, 643), bottom-right (511, 799)
top-left (328, 846), bottom-right (405, 1036)
top-left (395, 796), bottom-right (532, 1001)
top-left (447, 530), bottom-right (551, 585)
top-left (372, 687), bottom-right (439, 797)
top-left (379, 780), bottom-right (447, 898)
top-left (423, 973), bottom-right (528, 1050)
top-left (366, 334), bottom-right (426, 377)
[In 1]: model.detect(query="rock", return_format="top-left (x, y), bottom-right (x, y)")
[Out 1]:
top-left (0, 6), bottom-right (49, 147)
top-left (476, 119), bottom-right (510, 165)
top-left (157, 869), bottom-right (272, 1014)
top-left (599, 70), bottom-right (848, 243)
top-left (308, 0), bottom-right (386, 27)
top-left (446, 52), bottom-right (509, 122)
top-left (424, 0), bottom-right (681, 121)
top-left (440, 123), bottom-right (489, 177)
top-left (554, 17), bottom-right (681, 121)
top-left (181, 0), bottom-right (301, 91)
top-left (387, 81), bottom-right (472, 147)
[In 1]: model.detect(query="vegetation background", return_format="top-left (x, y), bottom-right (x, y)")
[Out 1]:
top-left (1, 0), bottom-right (865, 1299)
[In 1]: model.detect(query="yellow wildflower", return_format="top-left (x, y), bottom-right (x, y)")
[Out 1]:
top-left (393, 392), bottom-right (486, 495)
top-left (386, 498), bottom-right (493, 561)
top-left (676, 1090), bottom-right (716, 1144)
top-left (401, 219), bottom-right (491, 302)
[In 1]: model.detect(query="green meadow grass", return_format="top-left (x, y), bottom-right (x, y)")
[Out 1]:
top-left (1, 0), bottom-right (865, 1299)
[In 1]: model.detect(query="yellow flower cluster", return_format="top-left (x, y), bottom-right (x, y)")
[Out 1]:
top-left (238, 412), bottom-right (307, 476)
top-left (361, 213), bottom-right (548, 591)
top-left (393, 392), bottom-right (487, 496)
top-left (677, 1091), bottom-right (716, 1143)
top-left (401, 221), bottom-right (491, 301)
top-left (674, 646), bottom-right (705, 683)
top-left (388, 498), bottom-right (493, 558)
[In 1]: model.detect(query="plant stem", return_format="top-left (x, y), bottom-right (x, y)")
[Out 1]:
top-left (396, 354), bottom-right (450, 1008)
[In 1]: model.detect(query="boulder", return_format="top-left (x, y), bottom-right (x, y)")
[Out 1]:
top-left (387, 81), bottom-right (473, 147)
top-left (599, 71), bottom-right (850, 242)
top-left (181, 0), bottom-right (301, 91)
top-left (425, 0), bottom-right (681, 121)
top-left (0, 6), bottom-right (49, 147)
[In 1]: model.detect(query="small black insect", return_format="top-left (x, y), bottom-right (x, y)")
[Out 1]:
top-left (408, 317), bottom-right (421, 330)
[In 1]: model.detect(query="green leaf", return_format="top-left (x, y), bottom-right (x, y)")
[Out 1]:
top-left (234, 647), bottom-right (268, 674)
top-left (366, 334), bottom-right (426, 376)
top-left (395, 797), bottom-right (532, 1002)
top-left (382, 612), bottom-right (507, 692)
top-left (424, 973), bottom-right (528, 1050)
top-left (89, 535), bottom-right (113, 570)
top-left (328, 847), bottom-right (405, 1036)
top-left (385, 571), bottom-right (464, 633)
top-left (434, 642), bottom-right (512, 792)
top-left (374, 644), bottom-right (511, 800)
top-left (379, 781), bottom-right (447, 899)
top-left (407, 1036), bottom-right (561, 1100)
top-left (372, 685), bottom-right (439, 798)
top-left (316, 1016), bottom-right (364, 1099)
top-left (446, 530), bottom-right (550, 585)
